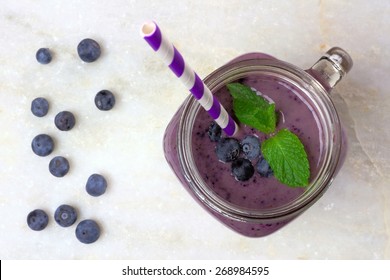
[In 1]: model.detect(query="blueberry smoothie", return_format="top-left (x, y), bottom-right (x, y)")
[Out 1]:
top-left (164, 50), bottom-right (351, 237)
top-left (191, 75), bottom-right (322, 212)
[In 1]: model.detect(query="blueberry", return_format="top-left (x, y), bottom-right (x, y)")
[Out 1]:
top-left (215, 138), bottom-right (240, 162)
top-left (241, 135), bottom-right (261, 160)
top-left (256, 157), bottom-right (273, 177)
top-left (231, 158), bottom-right (254, 181)
top-left (86, 174), bottom-right (107, 197)
top-left (77, 38), bottom-right (101, 63)
top-left (54, 111), bottom-right (76, 131)
top-left (27, 209), bottom-right (49, 231)
top-left (75, 219), bottom-right (101, 244)
top-left (207, 122), bottom-right (222, 142)
top-left (31, 97), bottom-right (49, 117)
top-left (95, 90), bottom-right (115, 111)
top-left (54, 204), bottom-right (77, 227)
top-left (31, 134), bottom-right (54, 157)
top-left (49, 156), bottom-right (70, 177)
top-left (35, 48), bottom-right (52, 64)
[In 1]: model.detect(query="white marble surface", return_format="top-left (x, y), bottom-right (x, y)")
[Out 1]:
top-left (0, 0), bottom-right (389, 259)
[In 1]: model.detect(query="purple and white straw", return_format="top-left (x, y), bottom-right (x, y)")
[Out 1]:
top-left (140, 21), bottom-right (238, 136)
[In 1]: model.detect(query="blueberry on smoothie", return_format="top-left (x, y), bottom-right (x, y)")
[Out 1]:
top-left (86, 174), bottom-right (107, 197)
top-left (31, 97), bottom-right (49, 117)
top-left (54, 204), bottom-right (77, 227)
top-left (231, 158), bottom-right (254, 181)
top-left (216, 138), bottom-right (240, 162)
top-left (75, 219), bottom-right (101, 244)
top-left (35, 48), bottom-right (52, 64)
top-left (31, 134), bottom-right (54, 157)
top-left (241, 135), bottom-right (261, 160)
top-left (207, 122), bottom-right (222, 142)
top-left (256, 156), bottom-right (273, 178)
top-left (77, 38), bottom-right (101, 63)
top-left (54, 111), bottom-right (76, 131)
top-left (49, 156), bottom-right (70, 177)
top-left (95, 90), bottom-right (115, 111)
top-left (27, 209), bottom-right (49, 231)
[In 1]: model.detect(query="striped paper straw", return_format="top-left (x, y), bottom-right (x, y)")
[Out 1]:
top-left (140, 21), bottom-right (238, 136)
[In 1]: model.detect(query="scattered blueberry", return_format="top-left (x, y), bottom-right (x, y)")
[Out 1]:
top-left (256, 156), bottom-right (273, 177)
top-left (31, 97), bottom-right (49, 117)
top-left (54, 111), bottom-right (76, 131)
top-left (27, 209), bottom-right (49, 231)
top-left (49, 156), bottom-right (70, 177)
top-left (86, 174), bottom-right (107, 197)
top-left (35, 48), bottom-right (52, 64)
top-left (215, 138), bottom-right (240, 162)
top-left (31, 134), bottom-right (54, 157)
top-left (75, 219), bottom-right (101, 244)
top-left (77, 38), bottom-right (101, 63)
top-left (95, 90), bottom-right (115, 111)
top-left (54, 204), bottom-right (77, 227)
top-left (241, 135), bottom-right (261, 160)
top-left (207, 122), bottom-right (222, 142)
top-left (231, 158), bottom-right (254, 181)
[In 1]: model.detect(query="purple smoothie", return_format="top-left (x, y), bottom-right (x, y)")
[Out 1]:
top-left (163, 51), bottom-right (349, 237)
top-left (191, 74), bottom-right (322, 212)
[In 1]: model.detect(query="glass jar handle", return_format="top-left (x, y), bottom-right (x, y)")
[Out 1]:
top-left (308, 47), bottom-right (353, 92)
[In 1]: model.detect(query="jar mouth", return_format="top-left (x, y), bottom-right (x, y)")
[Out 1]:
top-left (178, 58), bottom-right (342, 222)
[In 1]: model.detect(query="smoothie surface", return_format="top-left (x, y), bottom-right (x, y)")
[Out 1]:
top-left (191, 74), bottom-right (323, 211)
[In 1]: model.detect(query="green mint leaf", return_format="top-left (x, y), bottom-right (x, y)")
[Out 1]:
top-left (261, 129), bottom-right (310, 187)
top-left (227, 83), bottom-right (276, 134)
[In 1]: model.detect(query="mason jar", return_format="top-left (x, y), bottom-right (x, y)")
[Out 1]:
top-left (163, 47), bottom-right (353, 237)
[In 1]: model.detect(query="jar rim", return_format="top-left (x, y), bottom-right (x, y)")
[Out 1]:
top-left (178, 58), bottom-right (342, 222)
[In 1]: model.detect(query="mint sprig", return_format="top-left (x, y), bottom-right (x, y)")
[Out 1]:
top-left (261, 129), bottom-right (310, 187)
top-left (227, 83), bottom-right (276, 134)
top-left (227, 83), bottom-right (310, 187)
